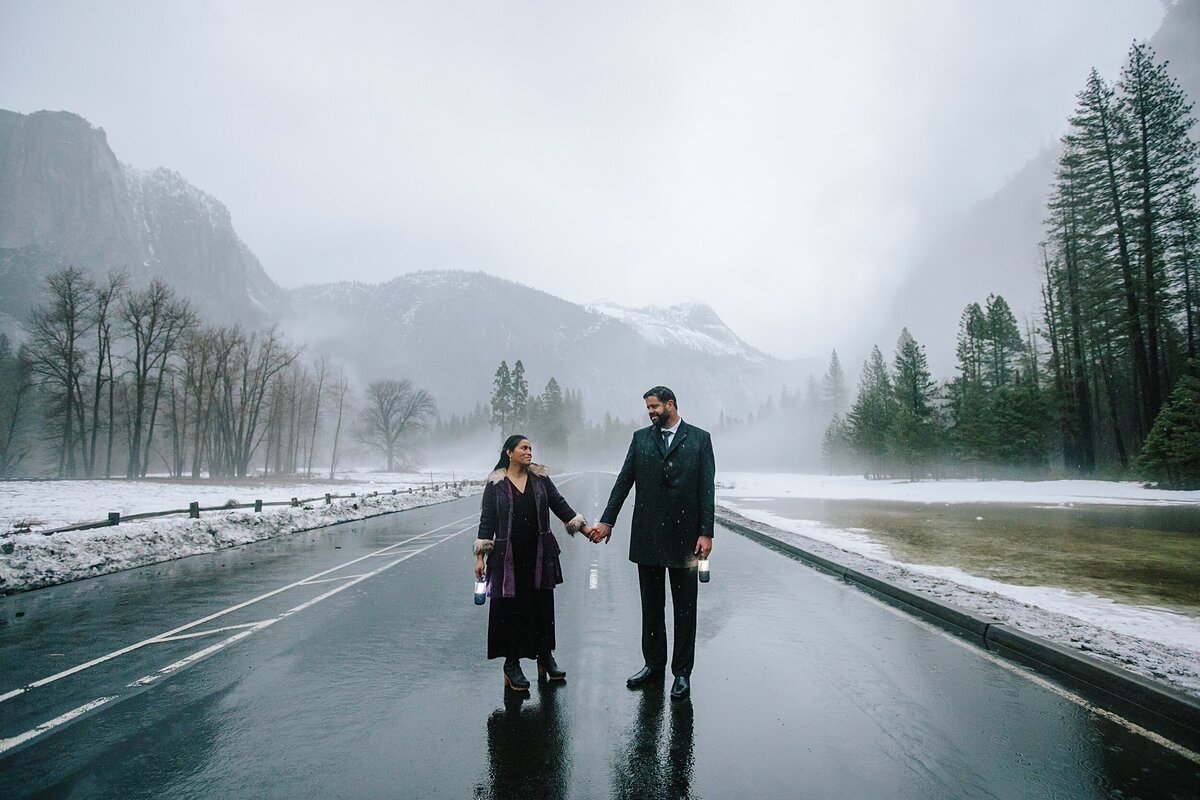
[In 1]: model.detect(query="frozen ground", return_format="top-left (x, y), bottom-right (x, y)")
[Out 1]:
top-left (0, 469), bottom-right (487, 593)
top-left (715, 473), bottom-right (1200, 698)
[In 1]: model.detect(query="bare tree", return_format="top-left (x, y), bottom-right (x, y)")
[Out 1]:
top-left (26, 267), bottom-right (95, 477)
top-left (0, 335), bottom-right (34, 478)
top-left (86, 273), bottom-right (126, 476)
top-left (328, 369), bottom-right (350, 479)
top-left (306, 355), bottom-right (328, 477)
top-left (214, 326), bottom-right (300, 478)
top-left (356, 378), bottom-right (437, 471)
top-left (123, 280), bottom-right (196, 477)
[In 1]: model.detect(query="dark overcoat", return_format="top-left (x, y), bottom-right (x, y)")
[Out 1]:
top-left (473, 465), bottom-right (585, 598)
top-left (600, 420), bottom-right (716, 568)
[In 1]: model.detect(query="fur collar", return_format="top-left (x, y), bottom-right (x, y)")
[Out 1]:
top-left (488, 463), bottom-right (549, 484)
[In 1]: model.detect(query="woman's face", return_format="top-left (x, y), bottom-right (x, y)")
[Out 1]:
top-left (508, 439), bottom-right (533, 467)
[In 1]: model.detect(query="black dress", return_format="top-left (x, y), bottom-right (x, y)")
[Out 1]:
top-left (487, 478), bottom-right (556, 660)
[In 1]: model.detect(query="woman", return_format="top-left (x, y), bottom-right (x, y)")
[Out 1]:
top-left (474, 435), bottom-right (593, 690)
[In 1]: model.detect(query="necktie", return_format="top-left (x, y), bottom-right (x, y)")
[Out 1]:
top-left (662, 430), bottom-right (671, 450)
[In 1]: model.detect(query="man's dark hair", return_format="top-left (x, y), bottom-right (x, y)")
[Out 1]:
top-left (643, 386), bottom-right (677, 407)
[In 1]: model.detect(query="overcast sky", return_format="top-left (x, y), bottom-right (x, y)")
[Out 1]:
top-left (0, 1), bottom-right (1166, 361)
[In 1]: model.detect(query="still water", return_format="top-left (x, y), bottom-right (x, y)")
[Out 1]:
top-left (731, 497), bottom-right (1200, 616)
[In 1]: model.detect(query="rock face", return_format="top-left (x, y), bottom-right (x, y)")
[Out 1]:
top-left (284, 271), bottom-right (814, 420)
top-left (0, 110), bottom-right (284, 326)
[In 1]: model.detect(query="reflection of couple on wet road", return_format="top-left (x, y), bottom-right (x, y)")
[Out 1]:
top-left (473, 385), bottom-right (716, 700)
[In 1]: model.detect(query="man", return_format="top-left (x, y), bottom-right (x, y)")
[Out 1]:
top-left (591, 386), bottom-right (715, 700)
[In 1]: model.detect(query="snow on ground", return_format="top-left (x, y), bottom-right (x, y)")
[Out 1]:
top-left (717, 472), bottom-right (1200, 506)
top-left (0, 469), bottom-right (486, 532)
top-left (715, 472), bottom-right (1200, 698)
top-left (0, 470), bottom-right (487, 593)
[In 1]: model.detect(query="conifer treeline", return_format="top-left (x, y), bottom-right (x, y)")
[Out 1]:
top-left (1042, 43), bottom-right (1198, 474)
top-left (829, 42), bottom-right (1200, 486)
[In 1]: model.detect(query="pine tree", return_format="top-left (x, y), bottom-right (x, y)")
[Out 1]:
top-left (510, 359), bottom-right (529, 427)
top-left (821, 413), bottom-right (850, 475)
top-left (888, 329), bottom-right (940, 478)
top-left (490, 361), bottom-right (512, 431)
top-left (846, 346), bottom-right (896, 479)
top-left (1134, 370), bottom-right (1200, 489)
top-left (822, 350), bottom-right (848, 414)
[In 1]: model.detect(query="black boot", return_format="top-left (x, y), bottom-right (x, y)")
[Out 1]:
top-left (503, 658), bottom-right (530, 691)
top-left (537, 653), bottom-right (566, 681)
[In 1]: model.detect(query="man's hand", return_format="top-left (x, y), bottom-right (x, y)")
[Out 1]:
top-left (695, 535), bottom-right (713, 559)
top-left (591, 523), bottom-right (612, 544)
top-left (474, 554), bottom-right (486, 580)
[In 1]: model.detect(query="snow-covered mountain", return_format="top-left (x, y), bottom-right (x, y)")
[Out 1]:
top-left (285, 271), bottom-right (814, 420)
top-left (587, 300), bottom-right (771, 363)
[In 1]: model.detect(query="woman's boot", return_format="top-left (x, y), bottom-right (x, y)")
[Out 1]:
top-left (537, 653), bottom-right (566, 681)
top-left (503, 658), bottom-right (530, 691)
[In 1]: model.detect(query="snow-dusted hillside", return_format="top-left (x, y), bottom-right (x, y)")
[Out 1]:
top-left (587, 300), bottom-right (770, 362)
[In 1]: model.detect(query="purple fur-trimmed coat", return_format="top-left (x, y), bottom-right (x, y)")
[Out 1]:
top-left (473, 465), bottom-right (586, 598)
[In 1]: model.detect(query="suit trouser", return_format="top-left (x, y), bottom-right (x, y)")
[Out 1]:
top-left (638, 564), bottom-right (698, 677)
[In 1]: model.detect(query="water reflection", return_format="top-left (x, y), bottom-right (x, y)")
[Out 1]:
top-left (612, 688), bottom-right (695, 800)
top-left (476, 683), bottom-right (569, 800)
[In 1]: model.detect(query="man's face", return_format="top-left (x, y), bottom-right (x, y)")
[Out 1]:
top-left (645, 396), bottom-right (676, 428)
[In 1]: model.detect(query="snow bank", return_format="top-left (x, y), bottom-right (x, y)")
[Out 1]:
top-left (0, 469), bottom-right (485, 533)
top-left (0, 483), bottom-right (480, 593)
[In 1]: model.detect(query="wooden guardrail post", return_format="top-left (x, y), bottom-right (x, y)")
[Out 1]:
top-left (325, 493), bottom-right (332, 505)
top-left (291, 497), bottom-right (299, 507)
top-left (254, 500), bottom-right (262, 513)
top-left (108, 512), bottom-right (120, 526)
top-left (188, 502), bottom-right (200, 519)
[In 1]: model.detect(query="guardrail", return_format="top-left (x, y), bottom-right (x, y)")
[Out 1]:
top-left (8, 481), bottom-right (485, 537)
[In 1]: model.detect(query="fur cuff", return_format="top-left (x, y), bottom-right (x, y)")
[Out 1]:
top-left (564, 514), bottom-right (586, 536)
top-left (473, 538), bottom-right (494, 555)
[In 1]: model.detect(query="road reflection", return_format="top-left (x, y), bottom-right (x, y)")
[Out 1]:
top-left (613, 687), bottom-right (695, 800)
top-left (476, 683), bottom-right (569, 800)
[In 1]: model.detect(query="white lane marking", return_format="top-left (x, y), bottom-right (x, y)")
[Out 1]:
top-left (589, 568), bottom-right (599, 590)
top-left (0, 696), bottom-right (117, 753)
top-left (0, 513), bottom-right (477, 705)
top-left (128, 623), bottom-right (274, 688)
top-left (298, 573), bottom-right (370, 586)
top-left (0, 524), bottom-right (475, 756)
top-left (852, 582), bottom-right (1200, 766)
top-left (156, 621), bottom-right (269, 642)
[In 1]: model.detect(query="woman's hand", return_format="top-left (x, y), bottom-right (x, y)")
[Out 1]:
top-left (474, 554), bottom-right (486, 581)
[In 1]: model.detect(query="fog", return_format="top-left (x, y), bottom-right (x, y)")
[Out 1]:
top-left (0, 0), bottom-right (1165, 364)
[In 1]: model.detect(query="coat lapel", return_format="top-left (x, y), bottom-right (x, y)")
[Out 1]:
top-left (665, 421), bottom-right (689, 455)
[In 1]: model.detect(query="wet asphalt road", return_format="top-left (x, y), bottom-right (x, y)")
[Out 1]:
top-left (1, 473), bottom-right (1198, 799)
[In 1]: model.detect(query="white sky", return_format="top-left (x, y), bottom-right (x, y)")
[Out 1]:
top-left (0, 1), bottom-right (1166, 360)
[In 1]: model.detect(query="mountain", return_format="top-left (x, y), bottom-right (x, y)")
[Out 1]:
top-left (880, 0), bottom-right (1200, 376)
top-left (0, 110), bottom-right (285, 329)
top-left (283, 271), bottom-right (815, 420)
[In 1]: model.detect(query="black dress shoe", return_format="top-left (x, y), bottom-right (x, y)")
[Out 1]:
top-left (626, 665), bottom-right (665, 688)
top-left (670, 675), bottom-right (690, 700)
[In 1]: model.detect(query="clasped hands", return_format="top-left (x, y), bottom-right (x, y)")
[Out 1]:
top-left (581, 523), bottom-right (611, 544)
top-left (580, 524), bottom-right (713, 559)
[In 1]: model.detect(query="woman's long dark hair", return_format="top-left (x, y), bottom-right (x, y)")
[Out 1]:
top-left (494, 434), bottom-right (529, 471)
